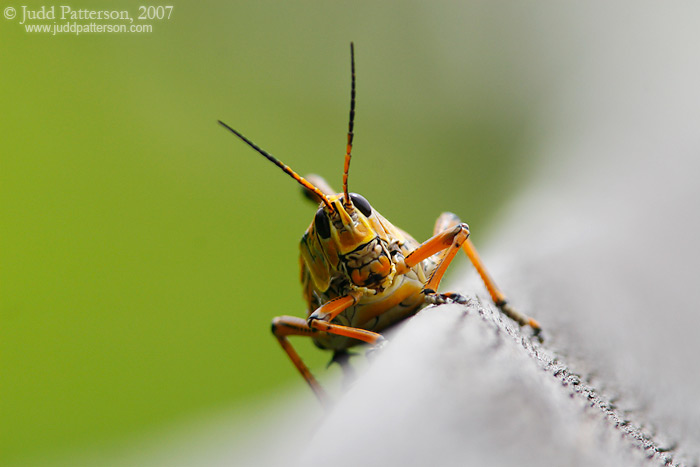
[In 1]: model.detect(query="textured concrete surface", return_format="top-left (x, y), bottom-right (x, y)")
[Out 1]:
top-left (295, 303), bottom-right (674, 467)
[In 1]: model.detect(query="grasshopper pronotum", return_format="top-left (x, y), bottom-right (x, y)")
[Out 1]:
top-left (219, 44), bottom-right (540, 405)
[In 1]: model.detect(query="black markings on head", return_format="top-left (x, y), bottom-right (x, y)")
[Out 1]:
top-left (350, 193), bottom-right (372, 217)
top-left (315, 208), bottom-right (331, 239)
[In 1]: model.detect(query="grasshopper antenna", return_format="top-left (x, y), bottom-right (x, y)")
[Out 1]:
top-left (218, 120), bottom-right (334, 211)
top-left (342, 42), bottom-right (356, 207)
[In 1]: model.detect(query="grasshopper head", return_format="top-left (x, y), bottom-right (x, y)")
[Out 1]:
top-left (312, 193), bottom-right (394, 290)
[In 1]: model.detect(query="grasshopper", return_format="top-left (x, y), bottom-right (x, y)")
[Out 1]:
top-left (218, 44), bottom-right (540, 405)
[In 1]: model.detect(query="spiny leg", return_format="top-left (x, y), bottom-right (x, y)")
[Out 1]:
top-left (271, 316), bottom-right (330, 406)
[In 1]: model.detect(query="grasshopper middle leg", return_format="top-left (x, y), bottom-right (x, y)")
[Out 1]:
top-left (400, 212), bottom-right (540, 333)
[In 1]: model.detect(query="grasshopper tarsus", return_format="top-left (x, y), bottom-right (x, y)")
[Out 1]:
top-left (424, 291), bottom-right (468, 306)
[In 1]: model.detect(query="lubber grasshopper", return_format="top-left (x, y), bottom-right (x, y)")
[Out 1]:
top-left (218, 43), bottom-right (540, 405)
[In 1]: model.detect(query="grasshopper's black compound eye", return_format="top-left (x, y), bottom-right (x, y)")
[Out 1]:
top-left (350, 193), bottom-right (372, 217)
top-left (315, 208), bottom-right (331, 239)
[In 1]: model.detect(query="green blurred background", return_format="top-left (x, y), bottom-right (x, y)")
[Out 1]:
top-left (1, 1), bottom-right (544, 464)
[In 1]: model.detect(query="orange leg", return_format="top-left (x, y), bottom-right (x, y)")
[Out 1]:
top-left (461, 237), bottom-right (540, 331)
top-left (307, 291), bottom-right (384, 345)
top-left (308, 320), bottom-right (384, 345)
top-left (271, 316), bottom-right (330, 406)
top-left (271, 292), bottom-right (383, 406)
top-left (307, 292), bottom-right (360, 323)
top-left (400, 212), bottom-right (540, 333)
top-left (400, 221), bottom-right (469, 283)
